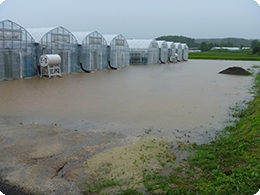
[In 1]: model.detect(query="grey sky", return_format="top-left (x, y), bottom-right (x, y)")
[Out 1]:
top-left (0, 0), bottom-right (259, 40)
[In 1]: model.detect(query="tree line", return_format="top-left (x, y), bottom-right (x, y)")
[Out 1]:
top-left (251, 40), bottom-right (260, 54)
top-left (156, 35), bottom-right (259, 53)
top-left (200, 39), bottom-right (260, 53)
top-left (156, 35), bottom-right (197, 47)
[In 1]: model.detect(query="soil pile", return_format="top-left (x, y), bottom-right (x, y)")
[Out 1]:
top-left (219, 66), bottom-right (251, 75)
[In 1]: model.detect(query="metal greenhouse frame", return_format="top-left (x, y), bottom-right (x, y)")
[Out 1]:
top-left (74, 31), bottom-right (108, 71)
top-left (103, 34), bottom-right (130, 68)
top-left (174, 42), bottom-right (183, 61)
top-left (167, 42), bottom-right (177, 63)
top-left (157, 40), bottom-right (168, 63)
top-left (28, 26), bottom-right (79, 74)
top-left (127, 39), bottom-right (159, 65)
top-left (181, 43), bottom-right (189, 61)
top-left (0, 20), bottom-right (37, 81)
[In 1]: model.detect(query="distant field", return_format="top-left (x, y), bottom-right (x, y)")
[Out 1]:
top-left (189, 51), bottom-right (260, 61)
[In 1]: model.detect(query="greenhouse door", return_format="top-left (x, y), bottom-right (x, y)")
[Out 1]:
top-left (53, 50), bottom-right (70, 74)
top-left (90, 51), bottom-right (102, 70)
top-left (0, 50), bottom-right (21, 80)
top-left (116, 51), bottom-right (124, 68)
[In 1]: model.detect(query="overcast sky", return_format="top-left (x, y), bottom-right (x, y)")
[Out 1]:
top-left (0, 0), bottom-right (259, 40)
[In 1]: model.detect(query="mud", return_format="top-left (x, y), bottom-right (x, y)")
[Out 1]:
top-left (0, 123), bottom-right (130, 194)
top-left (0, 60), bottom-right (259, 194)
top-left (219, 66), bottom-right (251, 75)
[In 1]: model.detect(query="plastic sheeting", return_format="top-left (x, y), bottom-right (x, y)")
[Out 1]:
top-left (181, 43), bottom-right (189, 61)
top-left (28, 26), bottom-right (79, 74)
top-left (0, 20), bottom-right (37, 80)
top-left (157, 40), bottom-right (168, 63)
top-left (103, 34), bottom-right (130, 68)
top-left (127, 39), bottom-right (159, 65)
top-left (74, 31), bottom-right (108, 71)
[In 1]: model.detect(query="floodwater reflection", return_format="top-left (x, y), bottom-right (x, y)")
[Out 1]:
top-left (0, 60), bottom-right (258, 144)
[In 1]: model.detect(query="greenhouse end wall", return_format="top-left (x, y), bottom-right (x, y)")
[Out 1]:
top-left (128, 39), bottom-right (159, 65)
top-left (29, 26), bottom-right (80, 74)
top-left (74, 31), bottom-right (108, 71)
top-left (0, 20), bottom-right (37, 81)
top-left (104, 34), bottom-right (130, 68)
top-left (158, 41), bottom-right (168, 63)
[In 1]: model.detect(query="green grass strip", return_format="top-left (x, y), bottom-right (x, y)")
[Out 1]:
top-left (189, 52), bottom-right (260, 61)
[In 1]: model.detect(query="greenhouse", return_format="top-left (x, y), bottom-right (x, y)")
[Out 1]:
top-left (28, 26), bottom-right (79, 74)
top-left (174, 42), bottom-right (183, 61)
top-left (127, 39), bottom-right (159, 65)
top-left (157, 40), bottom-right (168, 63)
top-left (181, 43), bottom-right (189, 61)
top-left (0, 20), bottom-right (37, 81)
top-left (103, 34), bottom-right (130, 68)
top-left (167, 42), bottom-right (177, 63)
top-left (74, 31), bottom-right (108, 71)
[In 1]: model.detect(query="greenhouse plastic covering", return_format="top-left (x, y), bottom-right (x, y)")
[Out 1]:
top-left (28, 26), bottom-right (79, 74)
top-left (74, 31), bottom-right (108, 70)
top-left (0, 20), bottom-right (37, 81)
top-left (181, 43), bottom-right (189, 61)
top-left (1, 19), bottom-right (189, 81)
top-left (167, 41), bottom-right (177, 62)
top-left (103, 34), bottom-right (130, 68)
top-left (174, 42), bottom-right (183, 61)
top-left (157, 40), bottom-right (168, 63)
top-left (127, 39), bottom-right (159, 65)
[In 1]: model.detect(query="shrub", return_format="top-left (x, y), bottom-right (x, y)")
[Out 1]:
top-left (252, 45), bottom-right (260, 54)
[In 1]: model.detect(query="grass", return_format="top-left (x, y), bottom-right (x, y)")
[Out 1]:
top-left (84, 66), bottom-right (260, 195)
top-left (189, 49), bottom-right (260, 61)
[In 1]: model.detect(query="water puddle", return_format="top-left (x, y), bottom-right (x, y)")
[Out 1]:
top-left (0, 60), bottom-right (258, 144)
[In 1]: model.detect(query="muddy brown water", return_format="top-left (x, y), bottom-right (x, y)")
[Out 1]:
top-left (0, 60), bottom-right (258, 144)
top-left (0, 60), bottom-right (259, 194)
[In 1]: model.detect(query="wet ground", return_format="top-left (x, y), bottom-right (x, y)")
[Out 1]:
top-left (0, 60), bottom-right (259, 194)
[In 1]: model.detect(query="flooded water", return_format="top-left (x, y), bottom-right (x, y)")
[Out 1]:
top-left (0, 60), bottom-right (258, 144)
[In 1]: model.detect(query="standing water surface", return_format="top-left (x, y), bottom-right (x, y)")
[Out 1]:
top-left (0, 60), bottom-right (257, 144)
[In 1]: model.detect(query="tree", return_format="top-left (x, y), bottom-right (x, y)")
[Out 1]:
top-left (208, 42), bottom-right (214, 49)
top-left (156, 35), bottom-right (198, 47)
top-left (200, 42), bottom-right (210, 52)
top-left (252, 45), bottom-right (260, 55)
top-left (225, 41), bottom-right (233, 47)
top-left (251, 39), bottom-right (260, 49)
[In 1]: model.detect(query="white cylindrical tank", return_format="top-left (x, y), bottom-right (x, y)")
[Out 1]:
top-left (39, 54), bottom-right (61, 67)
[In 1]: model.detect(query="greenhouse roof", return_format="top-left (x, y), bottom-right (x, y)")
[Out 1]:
top-left (27, 26), bottom-right (77, 43)
top-left (174, 42), bottom-right (182, 49)
top-left (127, 39), bottom-right (158, 49)
top-left (166, 41), bottom-right (174, 47)
top-left (73, 31), bottom-right (95, 44)
top-left (103, 34), bottom-right (120, 45)
top-left (27, 27), bottom-right (57, 43)
top-left (0, 20), bottom-right (35, 42)
top-left (181, 43), bottom-right (188, 49)
top-left (157, 40), bottom-right (167, 48)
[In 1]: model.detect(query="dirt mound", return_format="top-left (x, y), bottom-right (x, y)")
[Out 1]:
top-left (219, 66), bottom-right (251, 75)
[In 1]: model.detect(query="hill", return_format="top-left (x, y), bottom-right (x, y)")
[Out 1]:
top-left (156, 35), bottom-right (256, 48)
top-left (156, 35), bottom-right (197, 47)
top-left (195, 37), bottom-right (252, 47)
